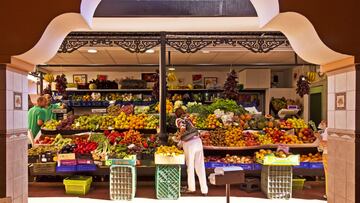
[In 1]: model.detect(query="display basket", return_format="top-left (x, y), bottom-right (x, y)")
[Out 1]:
top-left (154, 154), bottom-right (185, 165)
top-left (106, 155), bottom-right (137, 166)
top-left (63, 176), bottom-right (92, 195)
top-left (292, 178), bottom-right (306, 190)
top-left (76, 164), bottom-right (97, 172)
top-left (262, 154), bottom-right (300, 166)
top-left (110, 165), bottom-right (136, 200)
top-left (32, 162), bottom-right (56, 174)
top-left (56, 165), bottom-right (77, 172)
top-left (261, 165), bottom-right (292, 199)
top-left (308, 162), bottom-right (324, 169)
top-left (293, 162), bottom-right (310, 169)
top-left (156, 165), bottom-right (181, 200)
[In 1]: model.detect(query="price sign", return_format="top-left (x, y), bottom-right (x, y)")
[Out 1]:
top-left (92, 109), bottom-right (107, 113)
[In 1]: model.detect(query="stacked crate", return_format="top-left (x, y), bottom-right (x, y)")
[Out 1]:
top-left (261, 165), bottom-right (292, 199)
top-left (155, 154), bottom-right (184, 200)
top-left (156, 165), bottom-right (181, 199)
top-left (108, 156), bottom-right (137, 201)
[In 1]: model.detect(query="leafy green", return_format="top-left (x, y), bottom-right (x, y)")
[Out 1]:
top-left (187, 104), bottom-right (210, 117)
top-left (207, 99), bottom-right (247, 115)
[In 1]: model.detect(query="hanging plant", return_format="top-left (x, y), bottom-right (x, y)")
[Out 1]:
top-left (223, 70), bottom-right (239, 100)
top-left (296, 75), bottom-right (310, 97)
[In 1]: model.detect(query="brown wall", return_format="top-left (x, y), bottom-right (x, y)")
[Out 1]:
top-left (0, 0), bottom-right (81, 63)
top-left (0, 1), bottom-right (359, 63)
top-left (279, 0), bottom-right (360, 63)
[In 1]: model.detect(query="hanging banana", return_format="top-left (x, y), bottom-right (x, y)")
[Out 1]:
top-left (307, 72), bottom-right (316, 83)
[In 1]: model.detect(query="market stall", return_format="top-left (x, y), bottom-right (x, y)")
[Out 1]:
top-left (27, 31), bottom-right (326, 200)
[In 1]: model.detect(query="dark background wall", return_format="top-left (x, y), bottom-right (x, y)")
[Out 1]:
top-left (0, 0), bottom-right (359, 63)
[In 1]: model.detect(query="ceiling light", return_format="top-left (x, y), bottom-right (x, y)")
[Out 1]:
top-left (145, 49), bottom-right (155, 54)
top-left (169, 67), bottom-right (175, 71)
top-left (202, 50), bottom-right (210, 54)
top-left (87, 49), bottom-right (98, 53)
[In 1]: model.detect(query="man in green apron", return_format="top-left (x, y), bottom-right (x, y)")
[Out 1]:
top-left (27, 96), bottom-right (47, 145)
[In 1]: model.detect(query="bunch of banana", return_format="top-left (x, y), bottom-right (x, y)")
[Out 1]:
top-left (44, 73), bottom-right (54, 83)
top-left (307, 72), bottom-right (316, 82)
top-left (167, 72), bottom-right (177, 82)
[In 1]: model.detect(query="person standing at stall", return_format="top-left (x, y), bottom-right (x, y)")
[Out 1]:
top-left (44, 94), bottom-right (63, 121)
top-left (175, 108), bottom-right (208, 195)
top-left (27, 96), bottom-right (47, 145)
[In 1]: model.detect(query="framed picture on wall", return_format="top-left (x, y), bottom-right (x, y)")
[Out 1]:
top-left (73, 74), bottom-right (87, 84)
top-left (335, 92), bottom-right (346, 110)
top-left (204, 77), bottom-right (218, 89)
top-left (14, 92), bottom-right (22, 110)
top-left (141, 73), bottom-right (157, 82)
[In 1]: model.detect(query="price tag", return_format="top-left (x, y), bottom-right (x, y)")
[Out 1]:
top-left (92, 109), bottom-right (107, 113)
top-left (52, 109), bottom-right (67, 114)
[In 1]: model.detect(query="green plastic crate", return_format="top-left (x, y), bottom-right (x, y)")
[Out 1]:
top-left (63, 176), bottom-right (92, 195)
top-left (110, 165), bottom-right (136, 200)
top-left (156, 165), bottom-right (181, 200)
top-left (292, 178), bottom-right (306, 190)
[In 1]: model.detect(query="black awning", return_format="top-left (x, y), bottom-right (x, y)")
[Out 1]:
top-left (94, 0), bottom-right (257, 17)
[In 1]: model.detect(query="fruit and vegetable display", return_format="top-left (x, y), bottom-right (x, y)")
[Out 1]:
top-left (29, 130), bottom-right (159, 163)
top-left (300, 152), bottom-right (322, 162)
top-left (89, 79), bottom-right (118, 89)
top-left (155, 145), bottom-right (183, 156)
top-left (205, 154), bottom-right (254, 164)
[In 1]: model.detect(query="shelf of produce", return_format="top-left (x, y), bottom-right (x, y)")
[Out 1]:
top-left (64, 89), bottom-right (153, 93)
top-left (203, 141), bottom-right (319, 151)
top-left (63, 89), bottom-right (224, 93)
top-left (41, 128), bottom-right (158, 135)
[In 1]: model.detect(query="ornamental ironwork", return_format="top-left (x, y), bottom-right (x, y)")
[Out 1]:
top-left (236, 38), bottom-right (288, 53)
top-left (58, 32), bottom-right (290, 54)
top-left (113, 39), bottom-right (160, 53)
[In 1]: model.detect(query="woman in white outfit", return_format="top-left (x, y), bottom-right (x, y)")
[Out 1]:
top-left (175, 108), bottom-right (208, 195)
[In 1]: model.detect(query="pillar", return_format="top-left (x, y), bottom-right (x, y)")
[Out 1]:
top-left (326, 65), bottom-right (358, 203)
top-left (0, 64), bottom-right (29, 203)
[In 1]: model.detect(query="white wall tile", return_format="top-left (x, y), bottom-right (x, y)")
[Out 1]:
top-left (22, 111), bottom-right (28, 129)
top-left (22, 93), bottom-right (28, 111)
top-left (13, 110), bottom-right (22, 129)
top-left (13, 73), bottom-right (22, 92)
top-left (347, 110), bottom-right (355, 130)
top-left (22, 75), bottom-right (28, 93)
top-left (6, 70), bottom-right (14, 91)
top-left (6, 90), bottom-right (13, 110)
top-left (328, 110), bottom-right (335, 128)
top-left (335, 111), bottom-right (347, 130)
top-left (335, 73), bottom-right (347, 93)
top-left (347, 91), bottom-right (355, 111)
top-left (328, 75), bottom-right (335, 93)
top-left (346, 71), bottom-right (356, 91)
top-left (328, 93), bottom-right (335, 111)
top-left (6, 110), bottom-right (14, 131)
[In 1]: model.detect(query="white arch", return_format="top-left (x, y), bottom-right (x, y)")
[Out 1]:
top-left (11, 0), bottom-right (354, 72)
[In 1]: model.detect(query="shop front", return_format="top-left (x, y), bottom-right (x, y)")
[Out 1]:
top-left (0, 0), bottom-right (359, 203)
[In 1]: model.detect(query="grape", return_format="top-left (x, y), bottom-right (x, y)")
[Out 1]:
top-left (296, 75), bottom-right (310, 97)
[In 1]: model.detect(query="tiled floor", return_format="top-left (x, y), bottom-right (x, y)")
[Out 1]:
top-left (29, 181), bottom-right (326, 201)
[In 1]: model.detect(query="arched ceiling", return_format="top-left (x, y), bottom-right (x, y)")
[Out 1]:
top-left (0, 0), bottom-right (358, 65)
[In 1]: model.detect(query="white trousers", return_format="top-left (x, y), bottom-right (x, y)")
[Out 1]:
top-left (183, 137), bottom-right (208, 194)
